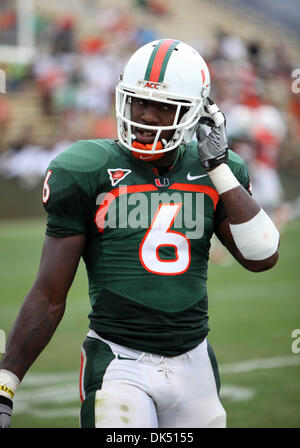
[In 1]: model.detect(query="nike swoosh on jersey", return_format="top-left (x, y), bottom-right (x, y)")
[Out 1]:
top-left (187, 172), bottom-right (208, 181)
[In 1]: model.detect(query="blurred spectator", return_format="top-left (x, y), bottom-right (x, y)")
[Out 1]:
top-left (225, 95), bottom-right (286, 146)
top-left (34, 53), bottom-right (67, 115)
top-left (92, 115), bottom-right (117, 140)
top-left (288, 92), bottom-right (300, 140)
top-left (5, 64), bottom-right (32, 91)
top-left (79, 36), bottom-right (106, 54)
top-left (136, 0), bottom-right (170, 15)
top-left (231, 136), bottom-right (284, 217)
top-left (215, 31), bottom-right (248, 62)
top-left (133, 26), bottom-right (159, 47)
top-left (0, 96), bottom-right (11, 152)
top-left (51, 15), bottom-right (76, 55)
top-left (0, 126), bottom-right (45, 187)
top-left (0, 125), bottom-right (77, 188)
top-left (0, 6), bottom-right (17, 46)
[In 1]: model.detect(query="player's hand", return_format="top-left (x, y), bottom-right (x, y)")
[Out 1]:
top-left (0, 396), bottom-right (13, 428)
top-left (196, 97), bottom-right (228, 171)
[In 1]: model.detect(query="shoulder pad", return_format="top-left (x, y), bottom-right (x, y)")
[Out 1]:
top-left (50, 139), bottom-right (115, 174)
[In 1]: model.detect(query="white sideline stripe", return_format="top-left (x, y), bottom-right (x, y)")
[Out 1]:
top-left (21, 372), bottom-right (78, 386)
top-left (219, 355), bottom-right (300, 374)
top-left (220, 385), bottom-right (255, 402)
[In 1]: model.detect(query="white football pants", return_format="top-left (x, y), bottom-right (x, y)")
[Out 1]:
top-left (84, 331), bottom-right (226, 428)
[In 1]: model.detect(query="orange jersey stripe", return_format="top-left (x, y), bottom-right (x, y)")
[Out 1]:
top-left (169, 183), bottom-right (219, 210)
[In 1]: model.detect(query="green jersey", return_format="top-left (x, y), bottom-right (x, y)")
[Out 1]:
top-left (43, 139), bottom-right (250, 356)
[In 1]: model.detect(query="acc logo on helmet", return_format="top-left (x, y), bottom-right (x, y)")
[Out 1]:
top-left (144, 81), bottom-right (161, 89)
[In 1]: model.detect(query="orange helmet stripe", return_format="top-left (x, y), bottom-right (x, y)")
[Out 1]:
top-left (145, 39), bottom-right (180, 83)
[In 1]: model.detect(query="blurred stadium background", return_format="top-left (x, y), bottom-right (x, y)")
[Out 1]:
top-left (0, 0), bottom-right (299, 428)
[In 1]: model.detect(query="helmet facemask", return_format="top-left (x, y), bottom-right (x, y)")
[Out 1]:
top-left (116, 87), bottom-right (205, 155)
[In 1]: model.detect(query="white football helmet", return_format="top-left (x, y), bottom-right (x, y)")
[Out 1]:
top-left (115, 39), bottom-right (211, 157)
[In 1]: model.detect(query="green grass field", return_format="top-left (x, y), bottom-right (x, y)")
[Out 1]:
top-left (0, 217), bottom-right (300, 428)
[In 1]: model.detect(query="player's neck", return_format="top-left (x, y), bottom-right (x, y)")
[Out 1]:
top-left (150, 148), bottom-right (178, 170)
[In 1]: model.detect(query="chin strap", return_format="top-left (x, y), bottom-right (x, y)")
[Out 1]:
top-left (131, 140), bottom-right (164, 161)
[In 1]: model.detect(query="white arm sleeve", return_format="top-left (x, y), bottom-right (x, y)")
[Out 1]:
top-left (229, 209), bottom-right (280, 261)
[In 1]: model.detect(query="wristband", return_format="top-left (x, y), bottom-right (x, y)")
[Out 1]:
top-left (0, 369), bottom-right (20, 400)
top-left (208, 163), bottom-right (240, 194)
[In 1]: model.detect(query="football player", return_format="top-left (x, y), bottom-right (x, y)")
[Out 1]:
top-left (0, 39), bottom-right (279, 428)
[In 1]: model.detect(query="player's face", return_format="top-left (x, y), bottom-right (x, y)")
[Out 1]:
top-left (130, 98), bottom-right (180, 145)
